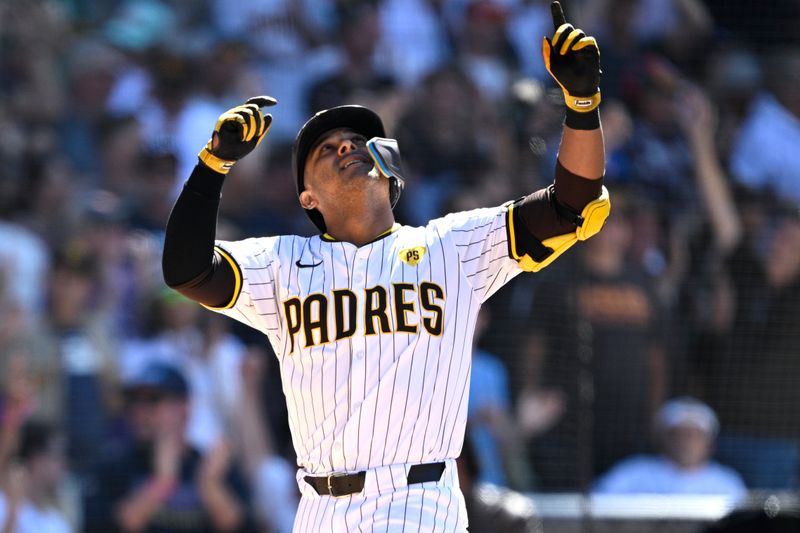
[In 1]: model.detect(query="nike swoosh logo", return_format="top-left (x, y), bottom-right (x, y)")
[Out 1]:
top-left (295, 259), bottom-right (322, 268)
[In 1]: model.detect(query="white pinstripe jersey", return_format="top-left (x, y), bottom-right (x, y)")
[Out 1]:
top-left (210, 204), bottom-right (523, 475)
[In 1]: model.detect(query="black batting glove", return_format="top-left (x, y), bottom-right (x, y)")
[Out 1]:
top-left (199, 96), bottom-right (277, 174)
top-left (542, 1), bottom-right (602, 112)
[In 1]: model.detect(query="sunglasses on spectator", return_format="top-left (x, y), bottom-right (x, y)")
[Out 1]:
top-left (125, 391), bottom-right (168, 405)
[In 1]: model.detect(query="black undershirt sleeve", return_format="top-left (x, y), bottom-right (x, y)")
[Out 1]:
top-left (511, 159), bottom-right (603, 257)
top-left (162, 163), bottom-right (237, 308)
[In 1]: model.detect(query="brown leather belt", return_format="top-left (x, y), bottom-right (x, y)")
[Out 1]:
top-left (304, 462), bottom-right (446, 497)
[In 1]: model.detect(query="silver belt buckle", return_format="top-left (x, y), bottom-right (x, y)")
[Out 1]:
top-left (327, 472), bottom-right (349, 498)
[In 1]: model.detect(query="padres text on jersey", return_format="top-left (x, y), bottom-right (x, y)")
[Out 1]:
top-left (207, 205), bottom-right (522, 475)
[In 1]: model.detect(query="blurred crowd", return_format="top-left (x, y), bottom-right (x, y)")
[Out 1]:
top-left (1, 0), bottom-right (800, 530)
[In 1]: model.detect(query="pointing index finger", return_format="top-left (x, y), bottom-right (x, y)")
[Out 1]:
top-left (245, 96), bottom-right (278, 108)
top-left (551, 1), bottom-right (567, 30)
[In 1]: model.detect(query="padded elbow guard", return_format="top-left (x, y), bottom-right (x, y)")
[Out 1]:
top-left (509, 185), bottom-right (610, 272)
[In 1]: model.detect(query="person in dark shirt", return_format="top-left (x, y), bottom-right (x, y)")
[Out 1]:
top-left (520, 194), bottom-right (667, 490)
top-left (711, 210), bottom-right (800, 489)
top-left (84, 363), bottom-right (253, 533)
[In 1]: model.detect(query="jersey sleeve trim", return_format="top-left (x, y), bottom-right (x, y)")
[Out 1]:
top-left (505, 201), bottom-right (521, 260)
top-left (202, 245), bottom-right (242, 310)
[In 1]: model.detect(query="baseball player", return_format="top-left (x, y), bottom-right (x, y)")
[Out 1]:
top-left (162, 2), bottom-right (608, 531)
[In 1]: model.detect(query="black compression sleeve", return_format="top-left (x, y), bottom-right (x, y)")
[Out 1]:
top-left (553, 159), bottom-right (603, 213)
top-left (162, 163), bottom-right (237, 307)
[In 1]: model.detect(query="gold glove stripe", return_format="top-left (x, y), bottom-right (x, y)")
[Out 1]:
top-left (202, 246), bottom-right (243, 310)
top-left (249, 108), bottom-right (260, 141)
top-left (560, 29), bottom-right (584, 55)
top-left (240, 107), bottom-right (257, 142)
top-left (216, 112), bottom-right (244, 133)
top-left (572, 36), bottom-right (598, 53)
top-left (199, 145), bottom-right (235, 175)
top-left (552, 23), bottom-right (573, 48)
top-left (565, 90), bottom-right (601, 112)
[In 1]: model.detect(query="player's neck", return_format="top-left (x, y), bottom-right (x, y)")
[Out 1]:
top-left (325, 209), bottom-right (395, 246)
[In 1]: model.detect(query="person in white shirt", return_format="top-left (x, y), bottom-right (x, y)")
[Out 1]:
top-left (593, 397), bottom-right (747, 502)
top-left (0, 421), bottom-right (73, 533)
top-left (729, 49), bottom-right (800, 205)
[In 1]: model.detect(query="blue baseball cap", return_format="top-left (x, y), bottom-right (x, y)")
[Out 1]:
top-left (127, 362), bottom-right (190, 398)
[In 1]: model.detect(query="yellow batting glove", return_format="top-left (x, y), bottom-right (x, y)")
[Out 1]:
top-left (198, 96), bottom-right (277, 174)
top-left (541, 1), bottom-right (602, 113)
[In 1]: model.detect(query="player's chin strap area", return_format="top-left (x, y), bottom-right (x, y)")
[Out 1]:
top-left (510, 185), bottom-right (611, 272)
top-left (367, 137), bottom-right (405, 208)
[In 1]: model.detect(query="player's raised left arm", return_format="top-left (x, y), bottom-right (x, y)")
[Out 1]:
top-left (506, 1), bottom-right (609, 272)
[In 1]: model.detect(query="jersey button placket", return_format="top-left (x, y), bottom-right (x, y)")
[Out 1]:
top-left (354, 249), bottom-right (369, 284)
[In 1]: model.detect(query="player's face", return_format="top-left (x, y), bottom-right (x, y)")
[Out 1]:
top-left (300, 128), bottom-right (385, 208)
top-left (305, 128), bottom-right (373, 182)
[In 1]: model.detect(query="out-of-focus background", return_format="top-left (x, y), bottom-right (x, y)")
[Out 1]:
top-left (1, 0), bottom-right (799, 531)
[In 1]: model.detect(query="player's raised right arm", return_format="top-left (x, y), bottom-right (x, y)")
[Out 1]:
top-left (162, 97), bottom-right (276, 307)
top-left (505, 1), bottom-right (609, 273)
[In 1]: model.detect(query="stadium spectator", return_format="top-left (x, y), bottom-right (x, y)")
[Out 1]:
top-left (593, 397), bottom-right (747, 502)
top-left (701, 43), bottom-right (761, 158)
top-left (506, 0), bottom-right (553, 81)
top-left (209, 0), bottom-right (339, 140)
top-left (394, 65), bottom-right (508, 225)
top-left (234, 350), bottom-right (298, 533)
top-left (84, 362), bottom-right (252, 532)
top-left (33, 244), bottom-right (120, 481)
top-left (729, 48), bottom-right (800, 206)
top-left (681, 84), bottom-right (800, 488)
top-left (710, 207), bottom-right (800, 490)
top-left (0, 420), bottom-right (76, 533)
top-left (306, 1), bottom-right (398, 114)
top-left (518, 189), bottom-right (668, 490)
top-left (121, 289), bottom-right (249, 453)
top-left (0, 221), bottom-right (49, 324)
top-left (126, 143), bottom-right (181, 237)
top-left (59, 38), bottom-right (124, 183)
top-left (672, 84), bottom-right (741, 395)
top-left (616, 55), bottom-right (698, 224)
top-left (453, 0), bottom-right (519, 102)
top-left (468, 310), bottom-right (533, 490)
top-left (377, 0), bottom-right (452, 87)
